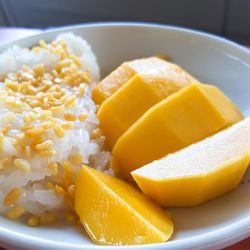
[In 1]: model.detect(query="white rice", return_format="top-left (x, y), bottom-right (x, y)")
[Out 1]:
top-left (0, 33), bottom-right (110, 220)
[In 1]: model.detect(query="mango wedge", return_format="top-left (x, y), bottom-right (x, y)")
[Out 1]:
top-left (98, 65), bottom-right (198, 149)
top-left (112, 83), bottom-right (243, 181)
top-left (92, 57), bottom-right (171, 105)
top-left (75, 166), bottom-right (173, 245)
top-left (132, 118), bottom-right (250, 207)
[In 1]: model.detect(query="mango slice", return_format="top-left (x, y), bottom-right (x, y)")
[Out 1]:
top-left (98, 65), bottom-right (198, 149)
top-left (75, 166), bottom-right (173, 245)
top-left (92, 57), bottom-right (170, 105)
top-left (132, 118), bottom-right (250, 207)
top-left (111, 83), bottom-right (243, 181)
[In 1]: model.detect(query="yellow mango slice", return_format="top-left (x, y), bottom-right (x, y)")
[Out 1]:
top-left (75, 166), bottom-right (173, 245)
top-left (98, 65), bottom-right (198, 149)
top-left (92, 57), bottom-right (171, 105)
top-left (111, 83), bottom-right (243, 181)
top-left (132, 118), bottom-right (250, 207)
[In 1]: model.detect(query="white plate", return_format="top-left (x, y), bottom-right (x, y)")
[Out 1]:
top-left (0, 23), bottom-right (250, 250)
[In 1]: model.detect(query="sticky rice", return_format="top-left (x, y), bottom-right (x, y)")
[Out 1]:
top-left (0, 33), bottom-right (110, 224)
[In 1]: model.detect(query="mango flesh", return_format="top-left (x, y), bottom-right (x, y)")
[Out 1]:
top-left (92, 57), bottom-right (170, 105)
top-left (132, 118), bottom-right (250, 207)
top-left (75, 166), bottom-right (173, 245)
top-left (98, 65), bottom-right (199, 149)
top-left (111, 83), bottom-right (243, 181)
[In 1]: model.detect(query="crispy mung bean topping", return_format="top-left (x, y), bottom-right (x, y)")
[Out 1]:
top-left (0, 37), bottom-right (99, 225)
top-left (27, 215), bottom-right (40, 227)
top-left (3, 188), bottom-right (22, 206)
top-left (7, 205), bottom-right (26, 219)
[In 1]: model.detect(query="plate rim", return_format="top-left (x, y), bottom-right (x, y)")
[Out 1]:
top-left (0, 215), bottom-right (249, 250)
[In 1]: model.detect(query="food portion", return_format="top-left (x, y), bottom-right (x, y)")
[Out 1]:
top-left (92, 57), bottom-right (168, 105)
top-left (111, 83), bottom-right (243, 181)
top-left (98, 64), bottom-right (199, 149)
top-left (132, 118), bottom-right (250, 207)
top-left (0, 32), bottom-right (249, 247)
top-left (75, 166), bottom-right (173, 245)
top-left (0, 33), bottom-right (110, 224)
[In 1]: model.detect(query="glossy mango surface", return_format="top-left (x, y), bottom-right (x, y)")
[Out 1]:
top-left (92, 57), bottom-right (171, 105)
top-left (98, 65), bottom-right (198, 149)
top-left (75, 166), bottom-right (173, 245)
top-left (132, 118), bottom-right (250, 207)
top-left (112, 83), bottom-right (243, 181)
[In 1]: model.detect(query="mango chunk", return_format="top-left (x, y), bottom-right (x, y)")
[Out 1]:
top-left (98, 65), bottom-right (198, 149)
top-left (132, 118), bottom-right (250, 207)
top-left (75, 166), bottom-right (173, 245)
top-left (111, 83), bottom-right (243, 181)
top-left (92, 57), bottom-right (170, 105)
